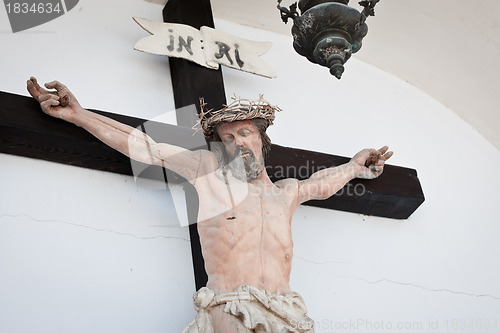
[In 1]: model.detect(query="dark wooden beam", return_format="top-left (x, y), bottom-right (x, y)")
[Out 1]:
top-left (1, 90), bottom-right (425, 221)
top-left (266, 145), bottom-right (424, 219)
top-left (0, 90), bottom-right (203, 184)
top-left (162, 0), bottom-right (226, 290)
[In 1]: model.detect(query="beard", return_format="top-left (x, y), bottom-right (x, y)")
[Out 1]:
top-left (225, 147), bottom-right (265, 182)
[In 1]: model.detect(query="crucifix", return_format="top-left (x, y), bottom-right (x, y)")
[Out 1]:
top-left (0, 0), bottom-right (424, 330)
top-left (152, 0), bottom-right (424, 293)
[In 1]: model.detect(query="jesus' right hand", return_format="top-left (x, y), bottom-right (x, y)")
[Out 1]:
top-left (27, 77), bottom-right (81, 122)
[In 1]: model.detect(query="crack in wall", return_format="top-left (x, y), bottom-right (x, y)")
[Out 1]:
top-left (354, 276), bottom-right (500, 301)
top-left (294, 254), bottom-right (368, 268)
top-left (295, 254), bottom-right (500, 302)
top-left (0, 213), bottom-right (190, 242)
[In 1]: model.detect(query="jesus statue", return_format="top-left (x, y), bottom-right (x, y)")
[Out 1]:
top-left (27, 76), bottom-right (393, 332)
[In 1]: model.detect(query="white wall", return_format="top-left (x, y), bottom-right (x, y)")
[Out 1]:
top-left (1, 1), bottom-right (500, 332)
top-left (212, 0), bottom-right (500, 151)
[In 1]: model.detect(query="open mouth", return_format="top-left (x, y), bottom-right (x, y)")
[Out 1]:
top-left (233, 149), bottom-right (252, 160)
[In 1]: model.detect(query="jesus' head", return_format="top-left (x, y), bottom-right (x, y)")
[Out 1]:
top-left (198, 96), bottom-right (280, 182)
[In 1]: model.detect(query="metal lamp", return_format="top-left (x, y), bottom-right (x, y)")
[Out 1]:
top-left (278, 0), bottom-right (380, 79)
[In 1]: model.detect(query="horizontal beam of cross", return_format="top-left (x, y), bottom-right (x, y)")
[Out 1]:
top-left (1, 90), bottom-right (424, 220)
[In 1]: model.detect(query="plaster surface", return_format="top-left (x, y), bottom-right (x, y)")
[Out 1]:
top-left (1, 1), bottom-right (499, 332)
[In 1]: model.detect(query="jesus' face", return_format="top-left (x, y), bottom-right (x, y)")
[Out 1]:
top-left (217, 120), bottom-right (265, 182)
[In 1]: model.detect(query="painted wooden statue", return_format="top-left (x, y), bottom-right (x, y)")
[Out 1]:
top-left (27, 77), bottom-right (392, 332)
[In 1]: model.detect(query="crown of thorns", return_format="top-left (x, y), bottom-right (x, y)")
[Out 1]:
top-left (196, 95), bottom-right (282, 138)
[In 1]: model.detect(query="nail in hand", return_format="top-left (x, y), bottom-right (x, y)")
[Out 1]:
top-left (364, 152), bottom-right (379, 167)
top-left (59, 95), bottom-right (69, 107)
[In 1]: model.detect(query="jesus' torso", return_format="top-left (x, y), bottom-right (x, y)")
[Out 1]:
top-left (193, 165), bottom-right (300, 296)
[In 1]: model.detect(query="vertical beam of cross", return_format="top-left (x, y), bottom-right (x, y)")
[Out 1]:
top-left (163, 0), bottom-right (225, 290)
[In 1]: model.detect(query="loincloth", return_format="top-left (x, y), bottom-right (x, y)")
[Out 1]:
top-left (182, 285), bottom-right (315, 332)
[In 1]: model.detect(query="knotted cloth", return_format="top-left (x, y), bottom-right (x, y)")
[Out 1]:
top-left (182, 285), bottom-right (315, 332)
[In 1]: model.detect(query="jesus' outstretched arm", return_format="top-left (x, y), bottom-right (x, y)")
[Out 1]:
top-left (297, 146), bottom-right (393, 203)
top-left (27, 77), bottom-right (214, 184)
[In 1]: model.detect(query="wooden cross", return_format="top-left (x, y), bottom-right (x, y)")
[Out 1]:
top-left (0, 0), bottom-right (424, 291)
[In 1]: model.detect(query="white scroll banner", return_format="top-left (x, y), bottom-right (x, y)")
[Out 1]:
top-left (133, 17), bottom-right (277, 79)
